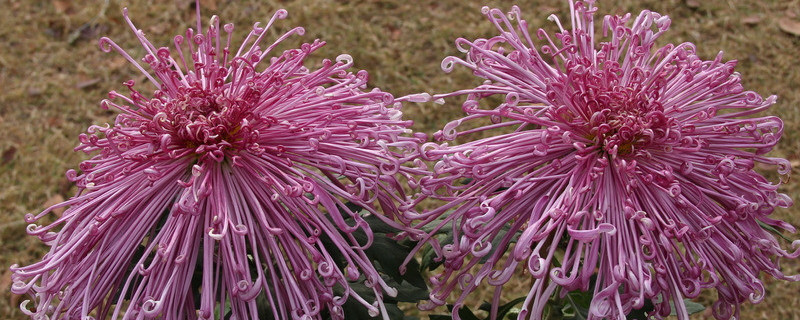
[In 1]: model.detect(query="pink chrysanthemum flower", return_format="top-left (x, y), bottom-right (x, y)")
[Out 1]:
top-left (411, 2), bottom-right (799, 319)
top-left (11, 6), bottom-right (423, 320)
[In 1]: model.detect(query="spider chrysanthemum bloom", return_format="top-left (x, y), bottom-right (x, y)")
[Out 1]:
top-left (11, 6), bottom-right (424, 320)
top-left (411, 2), bottom-right (799, 319)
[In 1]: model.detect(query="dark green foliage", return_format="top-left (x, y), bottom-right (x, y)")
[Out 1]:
top-left (429, 296), bottom-right (526, 320)
top-left (255, 202), bottom-right (429, 319)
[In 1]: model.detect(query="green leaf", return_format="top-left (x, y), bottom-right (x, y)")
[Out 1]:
top-left (420, 233), bottom-right (451, 271)
top-left (561, 290), bottom-right (591, 320)
top-left (478, 296), bottom-right (527, 319)
top-left (383, 274), bottom-right (430, 302)
top-left (361, 211), bottom-right (401, 235)
top-left (255, 290), bottom-right (276, 320)
top-left (670, 299), bottom-right (706, 316)
top-left (456, 306), bottom-right (483, 320)
top-left (419, 242), bottom-right (438, 270)
top-left (478, 225), bottom-right (520, 264)
top-left (430, 304), bottom-right (482, 320)
top-left (428, 297), bottom-right (525, 320)
top-left (258, 201), bottom-right (430, 319)
top-left (684, 300), bottom-right (706, 315)
top-left (363, 234), bottom-right (410, 283)
top-left (625, 299), bottom-right (654, 320)
top-left (339, 295), bottom-right (378, 319)
top-left (758, 220), bottom-right (793, 242)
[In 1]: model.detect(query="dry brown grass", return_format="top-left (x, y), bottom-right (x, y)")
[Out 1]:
top-left (1, 0), bottom-right (799, 319)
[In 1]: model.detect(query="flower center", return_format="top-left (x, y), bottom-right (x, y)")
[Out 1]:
top-left (587, 87), bottom-right (670, 156)
top-left (150, 83), bottom-right (260, 151)
top-left (550, 62), bottom-right (675, 158)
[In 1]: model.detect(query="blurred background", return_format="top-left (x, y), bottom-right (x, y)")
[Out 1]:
top-left (1, 0), bottom-right (799, 318)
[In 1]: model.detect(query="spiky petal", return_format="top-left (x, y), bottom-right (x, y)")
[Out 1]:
top-left (11, 6), bottom-right (423, 320)
top-left (410, 2), bottom-right (799, 319)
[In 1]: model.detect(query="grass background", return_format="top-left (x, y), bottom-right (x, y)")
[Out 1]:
top-left (1, 0), bottom-right (799, 318)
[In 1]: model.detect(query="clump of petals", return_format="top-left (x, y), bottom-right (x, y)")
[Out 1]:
top-left (11, 6), bottom-right (424, 320)
top-left (409, 2), bottom-right (798, 320)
